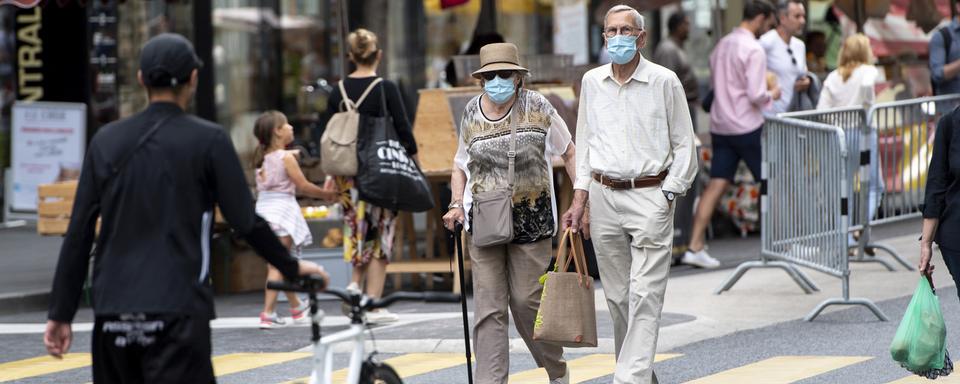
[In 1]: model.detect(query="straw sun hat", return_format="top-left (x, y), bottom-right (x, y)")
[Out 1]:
top-left (471, 43), bottom-right (529, 79)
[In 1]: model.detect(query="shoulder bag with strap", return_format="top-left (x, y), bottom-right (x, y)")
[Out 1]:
top-left (470, 97), bottom-right (522, 247)
top-left (104, 112), bottom-right (176, 187)
top-left (320, 78), bottom-right (383, 176)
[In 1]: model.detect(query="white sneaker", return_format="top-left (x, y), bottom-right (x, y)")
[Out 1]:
top-left (789, 244), bottom-right (820, 258)
top-left (365, 309), bottom-right (399, 324)
top-left (345, 282), bottom-right (361, 293)
top-left (549, 367), bottom-right (570, 384)
top-left (682, 249), bottom-right (721, 269)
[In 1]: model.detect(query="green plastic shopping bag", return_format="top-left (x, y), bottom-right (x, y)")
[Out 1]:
top-left (890, 275), bottom-right (953, 379)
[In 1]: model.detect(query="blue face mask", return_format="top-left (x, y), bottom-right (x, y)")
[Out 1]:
top-left (484, 75), bottom-right (516, 105)
top-left (606, 34), bottom-right (639, 65)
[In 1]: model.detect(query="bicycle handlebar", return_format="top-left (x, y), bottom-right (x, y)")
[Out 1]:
top-left (367, 291), bottom-right (461, 310)
top-left (265, 274), bottom-right (328, 293)
top-left (267, 276), bottom-right (461, 310)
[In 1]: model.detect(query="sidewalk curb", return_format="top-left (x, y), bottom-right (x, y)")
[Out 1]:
top-left (0, 290), bottom-right (50, 315)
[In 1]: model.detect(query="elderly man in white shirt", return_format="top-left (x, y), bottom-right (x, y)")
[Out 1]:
top-left (562, 5), bottom-right (697, 384)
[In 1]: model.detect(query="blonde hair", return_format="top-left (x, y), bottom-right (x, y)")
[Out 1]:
top-left (838, 34), bottom-right (873, 82)
top-left (347, 28), bottom-right (379, 66)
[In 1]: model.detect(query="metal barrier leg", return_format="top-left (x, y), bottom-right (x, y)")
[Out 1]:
top-left (805, 275), bottom-right (888, 321)
top-left (715, 260), bottom-right (819, 295)
top-left (803, 298), bottom-right (888, 321)
top-left (847, 245), bottom-right (896, 271)
top-left (867, 243), bottom-right (915, 271)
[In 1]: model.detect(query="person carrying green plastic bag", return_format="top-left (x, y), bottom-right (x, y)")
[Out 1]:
top-left (890, 273), bottom-right (954, 379)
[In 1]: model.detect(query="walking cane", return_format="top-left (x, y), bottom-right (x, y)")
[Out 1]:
top-left (453, 223), bottom-right (474, 384)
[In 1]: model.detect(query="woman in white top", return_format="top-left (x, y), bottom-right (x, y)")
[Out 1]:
top-left (817, 33), bottom-right (878, 110)
top-left (819, 34), bottom-right (884, 245)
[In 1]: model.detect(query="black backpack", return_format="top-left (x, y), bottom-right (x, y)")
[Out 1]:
top-left (933, 27), bottom-right (953, 96)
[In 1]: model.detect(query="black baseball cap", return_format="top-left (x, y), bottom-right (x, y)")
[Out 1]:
top-left (139, 33), bottom-right (203, 88)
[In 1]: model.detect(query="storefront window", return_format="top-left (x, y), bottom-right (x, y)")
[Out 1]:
top-left (280, 0), bottom-right (341, 153)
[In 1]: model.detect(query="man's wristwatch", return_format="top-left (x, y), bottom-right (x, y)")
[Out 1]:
top-left (663, 190), bottom-right (676, 202)
top-left (448, 201), bottom-right (463, 210)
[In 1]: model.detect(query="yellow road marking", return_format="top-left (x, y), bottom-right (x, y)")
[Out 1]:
top-left (212, 352), bottom-right (310, 377)
top-left (507, 353), bottom-right (682, 383)
top-left (0, 353), bottom-right (92, 382)
top-left (282, 353), bottom-right (471, 384)
top-left (685, 356), bottom-right (872, 384)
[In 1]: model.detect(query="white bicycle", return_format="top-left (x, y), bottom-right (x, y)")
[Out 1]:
top-left (268, 275), bottom-right (461, 384)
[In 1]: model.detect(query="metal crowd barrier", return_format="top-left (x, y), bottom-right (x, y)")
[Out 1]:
top-left (715, 117), bottom-right (887, 322)
top-left (857, 95), bottom-right (960, 269)
top-left (779, 107), bottom-right (897, 270)
top-left (780, 107), bottom-right (868, 230)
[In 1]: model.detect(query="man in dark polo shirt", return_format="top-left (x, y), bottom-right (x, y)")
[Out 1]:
top-left (43, 33), bottom-right (326, 383)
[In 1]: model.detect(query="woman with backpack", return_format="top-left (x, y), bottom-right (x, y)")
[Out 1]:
top-left (318, 28), bottom-right (417, 324)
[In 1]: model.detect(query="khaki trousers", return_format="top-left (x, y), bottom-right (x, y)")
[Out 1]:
top-left (468, 237), bottom-right (567, 383)
top-left (588, 181), bottom-right (674, 384)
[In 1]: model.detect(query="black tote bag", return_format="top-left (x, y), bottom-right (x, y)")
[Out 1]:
top-left (355, 80), bottom-right (434, 212)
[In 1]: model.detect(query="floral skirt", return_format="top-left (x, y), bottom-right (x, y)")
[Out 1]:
top-left (336, 177), bottom-right (396, 267)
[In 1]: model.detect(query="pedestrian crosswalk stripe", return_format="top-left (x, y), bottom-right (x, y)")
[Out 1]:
top-left (684, 356), bottom-right (873, 384)
top-left (212, 352), bottom-right (310, 377)
top-left (887, 374), bottom-right (960, 383)
top-left (0, 353), bottom-right (91, 382)
top-left (507, 353), bottom-right (682, 383)
top-left (281, 353), bottom-right (472, 384)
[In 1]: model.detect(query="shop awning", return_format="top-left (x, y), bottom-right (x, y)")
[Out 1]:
top-left (858, 0), bottom-right (951, 57)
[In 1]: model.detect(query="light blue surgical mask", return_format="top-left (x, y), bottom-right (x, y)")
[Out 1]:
top-left (484, 75), bottom-right (516, 105)
top-left (606, 34), bottom-right (639, 65)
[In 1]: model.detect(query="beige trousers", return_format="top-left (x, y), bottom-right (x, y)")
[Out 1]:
top-left (589, 181), bottom-right (674, 384)
top-left (468, 237), bottom-right (567, 383)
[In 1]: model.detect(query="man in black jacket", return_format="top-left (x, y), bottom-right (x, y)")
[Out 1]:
top-left (43, 33), bottom-right (326, 383)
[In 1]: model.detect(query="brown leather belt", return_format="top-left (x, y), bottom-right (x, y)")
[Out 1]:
top-left (592, 170), bottom-right (668, 190)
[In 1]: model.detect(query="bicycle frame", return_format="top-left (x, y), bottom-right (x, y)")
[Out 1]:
top-left (305, 309), bottom-right (366, 384)
top-left (266, 276), bottom-right (461, 384)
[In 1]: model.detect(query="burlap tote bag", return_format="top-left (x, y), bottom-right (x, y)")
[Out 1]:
top-left (533, 229), bottom-right (598, 348)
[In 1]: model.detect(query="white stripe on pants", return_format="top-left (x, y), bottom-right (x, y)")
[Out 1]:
top-left (588, 180), bottom-right (674, 384)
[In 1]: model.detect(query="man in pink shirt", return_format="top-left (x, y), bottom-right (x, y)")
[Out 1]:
top-left (683, 0), bottom-right (779, 268)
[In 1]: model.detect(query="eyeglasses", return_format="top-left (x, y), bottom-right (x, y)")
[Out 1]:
top-left (786, 47), bottom-right (798, 67)
top-left (603, 26), bottom-right (641, 38)
top-left (480, 70), bottom-right (516, 81)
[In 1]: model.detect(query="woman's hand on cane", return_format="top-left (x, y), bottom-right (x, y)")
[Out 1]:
top-left (443, 207), bottom-right (465, 232)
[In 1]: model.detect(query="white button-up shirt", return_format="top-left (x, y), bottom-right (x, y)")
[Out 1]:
top-left (574, 55), bottom-right (698, 195)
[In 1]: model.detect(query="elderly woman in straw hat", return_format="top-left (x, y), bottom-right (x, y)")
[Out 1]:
top-left (442, 42), bottom-right (577, 384)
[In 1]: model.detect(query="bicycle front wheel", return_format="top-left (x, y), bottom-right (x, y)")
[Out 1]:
top-left (359, 360), bottom-right (402, 384)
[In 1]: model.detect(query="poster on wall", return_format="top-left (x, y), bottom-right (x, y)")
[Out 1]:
top-left (553, 0), bottom-right (589, 65)
top-left (11, 102), bottom-right (86, 211)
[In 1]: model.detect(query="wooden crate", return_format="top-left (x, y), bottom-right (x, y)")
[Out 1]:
top-left (37, 181), bottom-right (78, 236)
